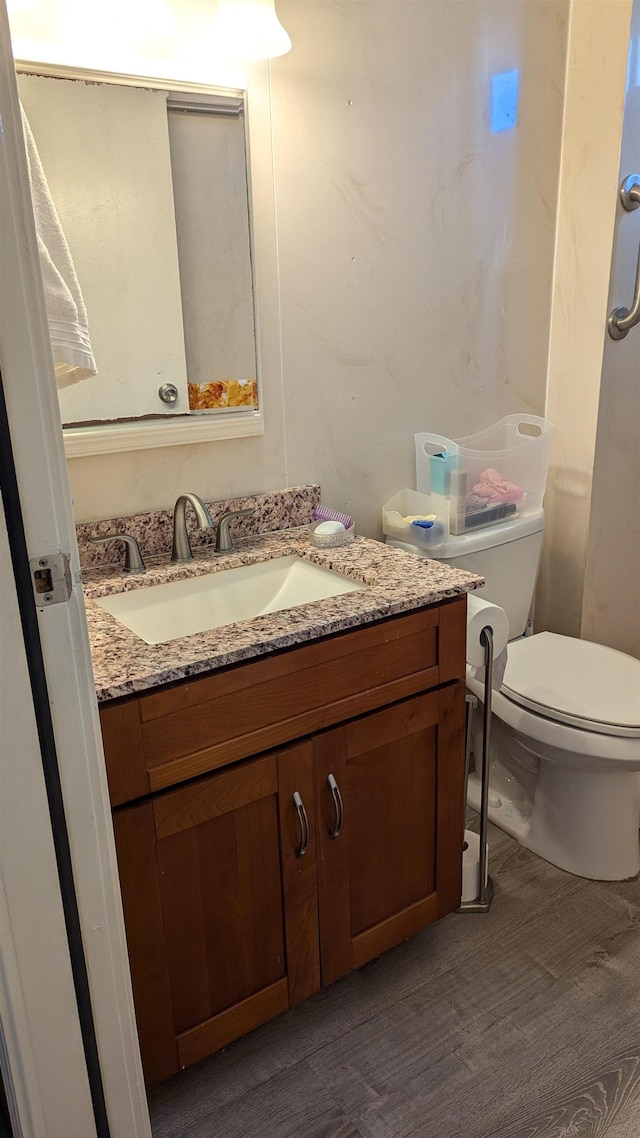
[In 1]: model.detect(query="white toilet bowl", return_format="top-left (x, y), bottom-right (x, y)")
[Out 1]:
top-left (388, 509), bottom-right (639, 880)
top-left (466, 631), bottom-right (640, 881)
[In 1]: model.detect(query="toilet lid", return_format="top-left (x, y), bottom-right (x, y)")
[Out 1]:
top-left (502, 632), bottom-right (640, 738)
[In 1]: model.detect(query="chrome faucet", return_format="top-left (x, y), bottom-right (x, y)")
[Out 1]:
top-left (215, 508), bottom-right (255, 554)
top-left (171, 493), bottom-right (214, 562)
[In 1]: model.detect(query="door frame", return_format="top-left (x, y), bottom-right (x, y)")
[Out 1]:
top-left (0, 2), bottom-right (150, 1133)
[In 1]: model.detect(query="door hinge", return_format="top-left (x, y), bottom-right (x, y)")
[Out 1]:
top-left (30, 552), bottom-right (72, 607)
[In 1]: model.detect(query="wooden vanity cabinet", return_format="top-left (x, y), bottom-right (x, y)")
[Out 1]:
top-left (112, 741), bottom-right (321, 1087)
top-left (314, 683), bottom-right (463, 988)
top-left (102, 598), bottom-right (467, 1088)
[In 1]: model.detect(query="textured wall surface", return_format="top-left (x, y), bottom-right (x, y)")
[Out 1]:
top-left (272, 0), bottom-right (567, 538)
top-left (62, 0), bottom-right (568, 529)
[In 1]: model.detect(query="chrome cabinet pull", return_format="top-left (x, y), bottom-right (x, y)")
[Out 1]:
top-left (327, 773), bottom-right (344, 840)
top-left (292, 791), bottom-right (309, 858)
top-left (608, 174), bottom-right (640, 340)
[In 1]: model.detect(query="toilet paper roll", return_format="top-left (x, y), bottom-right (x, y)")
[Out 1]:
top-left (466, 593), bottom-right (509, 667)
top-left (461, 828), bottom-right (488, 903)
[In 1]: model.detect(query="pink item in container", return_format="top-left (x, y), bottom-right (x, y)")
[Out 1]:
top-left (468, 468), bottom-right (525, 511)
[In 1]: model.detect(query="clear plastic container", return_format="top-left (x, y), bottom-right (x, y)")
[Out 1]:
top-left (382, 489), bottom-right (450, 549)
top-left (415, 414), bottom-right (553, 535)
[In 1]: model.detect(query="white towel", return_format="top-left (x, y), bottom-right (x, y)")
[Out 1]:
top-left (20, 105), bottom-right (97, 388)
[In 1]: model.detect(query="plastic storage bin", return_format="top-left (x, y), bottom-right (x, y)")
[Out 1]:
top-left (415, 414), bottom-right (553, 535)
top-left (382, 489), bottom-right (450, 549)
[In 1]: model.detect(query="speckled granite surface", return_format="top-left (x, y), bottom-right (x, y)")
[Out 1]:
top-left (77, 485), bottom-right (321, 569)
top-left (83, 529), bottom-right (484, 702)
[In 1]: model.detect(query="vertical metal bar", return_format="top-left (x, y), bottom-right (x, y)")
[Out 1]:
top-left (457, 628), bottom-right (495, 914)
top-left (463, 692), bottom-right (478, 811)
top-left (478, 626), bottom-right (494, 905)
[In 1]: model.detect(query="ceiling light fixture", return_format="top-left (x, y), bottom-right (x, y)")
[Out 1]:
top-left (212, 0), bottom-right (292, 62)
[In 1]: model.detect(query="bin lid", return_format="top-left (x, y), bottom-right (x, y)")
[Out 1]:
top-left (502, 632), bottom-right (640, 738)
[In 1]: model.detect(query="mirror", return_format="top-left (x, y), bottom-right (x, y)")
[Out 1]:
top-left (17, 64), bottom-right (262, 456)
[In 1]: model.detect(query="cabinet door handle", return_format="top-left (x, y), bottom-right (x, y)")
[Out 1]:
top-left (292, 791), bottom-right (309, 858)
top-left (327, 773), bottom-right (344, 840)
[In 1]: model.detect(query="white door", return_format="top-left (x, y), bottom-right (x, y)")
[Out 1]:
top-left (0, 2), bottom-right (151, 1133)
top-left (582, 0), bottom-right (640, 657)
top-left (0, 497), bottom-right (99, 1137)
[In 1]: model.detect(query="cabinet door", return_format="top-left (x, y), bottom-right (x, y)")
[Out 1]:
top-left (314, 684), bottom-right (465, 987)
top-left (113, 741), bottom-right (320, 1087)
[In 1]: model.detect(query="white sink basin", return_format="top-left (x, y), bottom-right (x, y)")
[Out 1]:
top-left (95, 554), bottom-right (366, 645)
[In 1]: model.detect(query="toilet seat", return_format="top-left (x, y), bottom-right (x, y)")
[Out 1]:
top-left (500, 632), bottom-right (640, 739)
top-left (465, 676), bottom-right (640, 771)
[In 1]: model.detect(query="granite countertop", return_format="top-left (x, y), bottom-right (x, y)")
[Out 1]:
top-left (83, 528), bottom-right (484, 702)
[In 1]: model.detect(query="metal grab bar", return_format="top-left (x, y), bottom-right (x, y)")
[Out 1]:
top-left (608, 174), bottom-right (640, 341)
top-left (477, 627), bottom-right (493, 907)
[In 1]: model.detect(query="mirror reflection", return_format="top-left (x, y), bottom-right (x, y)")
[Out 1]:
top-left (17, 69), bottom-right (258, 429)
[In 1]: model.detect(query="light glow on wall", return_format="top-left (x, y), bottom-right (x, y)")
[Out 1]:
top-left (491, 69), bottom-right (519, 132)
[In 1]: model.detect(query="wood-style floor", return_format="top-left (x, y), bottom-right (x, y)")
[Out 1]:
top-left (149, 819), bottom-right (640, 1138)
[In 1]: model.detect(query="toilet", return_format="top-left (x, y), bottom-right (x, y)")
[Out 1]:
top-left (389, 508), bottom-right (640, 881)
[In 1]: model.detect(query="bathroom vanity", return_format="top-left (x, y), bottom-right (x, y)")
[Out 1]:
top-left (83, 503), bottom-right (482, 1089)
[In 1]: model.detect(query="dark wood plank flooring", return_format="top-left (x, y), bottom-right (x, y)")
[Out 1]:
top-left (149, 819), bottom-right (640, 1138)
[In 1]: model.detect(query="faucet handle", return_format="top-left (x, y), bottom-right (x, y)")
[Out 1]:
top-left (215, 508), bottom-right (255, 554)
top-left (89, 533), bottom-right (146, 574)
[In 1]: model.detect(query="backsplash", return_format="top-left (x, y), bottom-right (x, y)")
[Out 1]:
top-left (76, 485), bottom-right (321, 569)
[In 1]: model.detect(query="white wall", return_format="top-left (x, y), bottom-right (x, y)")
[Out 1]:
top-left (59, 0), bottom-right (568, 531)
top-left (581, 0), bottom-right (639, 658)
top-left (273, 0), bottom-right (567, 537)
top-left (536, 0), bottom-right (635, 650)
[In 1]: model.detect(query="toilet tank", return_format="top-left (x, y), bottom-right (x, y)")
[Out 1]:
top-left (389, 509), bottom-right (545, 640)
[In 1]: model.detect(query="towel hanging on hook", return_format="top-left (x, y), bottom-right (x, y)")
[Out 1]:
top-left (20, 104), bottom-right (97, 388)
